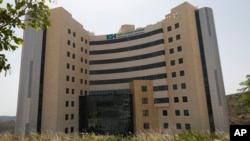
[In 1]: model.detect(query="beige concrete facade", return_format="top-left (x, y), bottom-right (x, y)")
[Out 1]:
top-left (40, 8), bottom-right (90, 134)
top-left (130, 80), bottom-right (159, 134)
top-left (16, 2), bottom-right (228, 136)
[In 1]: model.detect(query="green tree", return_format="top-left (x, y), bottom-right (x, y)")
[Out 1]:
top-left (239, 74), bottom-right (250, 93)
top-left (0, 0), bottom-right (52, 75)
top-left (237, 74), bottom-right (250, 113)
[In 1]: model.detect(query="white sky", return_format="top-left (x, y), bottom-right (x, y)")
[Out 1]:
top-left (0, 0), bottom-right (250, 116)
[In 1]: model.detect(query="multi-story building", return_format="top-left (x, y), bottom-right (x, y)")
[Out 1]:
top-left (15, 2), bottom-right (229, 136)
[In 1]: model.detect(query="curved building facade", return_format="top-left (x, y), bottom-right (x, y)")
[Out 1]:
top-left (16, 2), bottom-right (229, 136)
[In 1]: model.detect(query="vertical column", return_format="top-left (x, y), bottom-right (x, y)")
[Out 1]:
top-left (15, 28), bottom-right (44, 136)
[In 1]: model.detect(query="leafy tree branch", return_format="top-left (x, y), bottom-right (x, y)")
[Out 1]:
top-left (0, 0), bottom-right (53, 75)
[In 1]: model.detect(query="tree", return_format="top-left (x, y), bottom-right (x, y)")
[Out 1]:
top-left (0, 0), bottom-right (52, 75)
top-left (239, 74), bottom-right (250, 93)
top-left (237, 74), bottom-right (250, 113)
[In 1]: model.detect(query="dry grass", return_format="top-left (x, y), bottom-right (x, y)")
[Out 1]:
top-left (0, 131), bottom-right (229, 141)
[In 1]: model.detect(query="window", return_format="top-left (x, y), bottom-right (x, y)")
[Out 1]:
top-left (81, 68), bottom-right (83, 73)
top-left (80, 90), bottom-right (83, 95)
top-left (175, 110), bottom-right (180, 116)
top-left (177, 46), bottom-right (182, 52)
top-left (81, 57), bottom-right (83, 62)
top-left (174, 97), bottom-right (179, 103)
top-left (171, 72), bottom-right (176, 78)
top-left (175, 23), bottom-right (180, 29)
top-left (143, 110), bottom-right (149, 116)
top-left (167, 26), bottom-right (172, 32)
top-left (65, 101), bottom-right (69, 107)
top-left (66, 88), bottom-right (69, 94)
top-left (178, 58), bottom-right (183, 64)
top-left (71, 114), bottom-right (74, 120)
top-left (173, 84), bottom-right (178, 90)
top-left (72, 77), bottom-right (75, 82)
top-left (67, 40), bottom-right (70, 45)
top-left (67, 51), bottom-right (70, 57)
top-left (71, 101), bottom-right (74, 107)
top-left (72, 65), bottom-right (75, 71)
top-left (170, 60), bottom-right (175, 66)
top-left (181, 83), bottom-right (186, 89)
top-left (81, 47), bottom-right (83, 52)
top-left (169, 48), bottom-right (174, 54)
top-left (71, 89), bottom-right (74, 94)
top-left (85, 40), bottom-right (88, 44)
top-left (65, 128), bottom-right (68, 134)
top-left (154, 98), bottom-right (169, 104)
top-left (71, 127), bottom-right (74, 133)
top-left (164, 123), bottom-right (169, 129)
top-left (168, 37), bottom-right (173, 43)
top-left (73, 43), bottom-right (75, 48)
top-left (185, 123), bottom-right (191, 130)
top-left (184, 110), bottom-right (189, 116)
top-left (72, 54), bottom-right (75, 59)
top-left (142, 98), bottom-right (148, 104)
top-left (81, 37), bottom-right (84, 42)
top-left (66, 75), bottom-right (70, 81)
top-left (85, 59), bottom-right (88, 64)
top-left (85, 49), bottom-right (88, 54)
top-left (68, 29), bottom-right (71, 34)
top-left (141, 86), bottom-right (147, 92)
top-left (73, 32), bottom-right (76, 37)
top-left (180, 70), bottom-right (185, 76)
top-left (182, 96), bottom-right (188, 102)
top-left (176, 123), bottom-right (181, 129)
top-left (80, 79), bottom-right (83, 84)
top-left (65, 114), bottom-right (68, 120)
top-left (85, 80), bottom-right (88, 85)
top-left (143, 123), bottom-right (150, 129)
top-left (85, 69), bottom-right (88, 74)
top-left (84, 91), bottom-right (87, 96)
top-left (176, 34), bottom-right (181, 40)
top-left (163, 110), bottom-right (168, 116)
top-left (67, 63), bottom-right (70, 69)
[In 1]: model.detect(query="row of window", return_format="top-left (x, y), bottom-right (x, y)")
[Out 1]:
top-left (162, 109), bottom-right (189, 116)
top-left (172, 70), bottom-right (185, 78)
top-left (66, 63), bottom-right (88, 74)
top-left (167, 23), bottom-right (180, 32)
top-left (90, 50), bottom-right (165, 65)
top-left (66, 88), bottom-right (87, 95)
top-left (174, 96), bottom-right (188, 103)
top-left (143, 109), bottom-right (189, 117)
top-left (170, 58), bottom-right (184, 66)
top-left (173, 83), bottom-right (186, 90)
top-left (147, 96), bottom-right (188, 105)
top-left (143, 122), bottom-right (191, 130)
top-left (168, 34), bottom-right (181, 43)
top-left (65, 101), bottom-right (74, 107)
top-left (163, 123), bottom-right (191, 130)
top-left (66, 51), bottom-right (88, 64)
top-left (65, 114), bottom-right (74, 120)
top-left (90, 39), bottom-right (164, 55)
top-left (65, 127), bottom-right (74, 134)
top-left (90, 62), bottom-right (166, 75)
top-left (169, 46), bottom-right (182, 54)
top-left (89, 73), bottom-right (167, 85)
top-left (66, 76), bottom-right (88, 85)
top-left (89, 85), bottom-right (168, 95)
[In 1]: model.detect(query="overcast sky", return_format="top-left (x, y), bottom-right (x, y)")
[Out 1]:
top-left (0, 0), bottom-right (250, 116)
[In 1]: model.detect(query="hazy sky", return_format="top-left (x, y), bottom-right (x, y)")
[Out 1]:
top-left (0, 0), bottom-right (250, 116)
